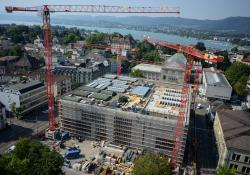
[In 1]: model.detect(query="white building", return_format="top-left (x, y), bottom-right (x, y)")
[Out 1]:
top-left (132, 53), bottom-right (190, 85)
top-left (0, 102), bottom-right (7, 130)
top-left (202, 67), bottom-right (232, 100)
top-left (214, 110), bottom-right (250, 174)
top-left (0, 80), bottom-right (47, 114)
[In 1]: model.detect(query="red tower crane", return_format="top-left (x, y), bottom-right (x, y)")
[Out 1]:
top-left (5, 5), bottom-right (180, 135)
top-left (144, 36), bottom-right (223, 167)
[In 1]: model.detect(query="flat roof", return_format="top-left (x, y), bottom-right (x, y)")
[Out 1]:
top-left (61, 74), bottom-right (189, 119)
top-left (132, 64), bottom-right (162, 73)
top-left (131, 86), bottom-right (150, 97)
top-left (217, 110), bottom-right (250, 152)
top-left (2, 80), bottom-right (44, 94)
top-left (204, 67), bottom-right (232, 88)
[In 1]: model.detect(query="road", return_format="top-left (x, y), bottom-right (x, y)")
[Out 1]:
top-left (0, 108), bottom-right (50, 154)
top-left (194, 99), bottom-right (218, 174)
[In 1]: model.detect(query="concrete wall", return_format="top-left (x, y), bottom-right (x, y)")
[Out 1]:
top-left (0, 92), bottom-right (20, 111)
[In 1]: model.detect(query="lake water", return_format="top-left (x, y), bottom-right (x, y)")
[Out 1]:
top-left (0, 20), bottom-right (244, 51)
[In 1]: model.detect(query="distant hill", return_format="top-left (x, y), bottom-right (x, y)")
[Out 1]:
top-left (1, 13), bottom-right (250, 34)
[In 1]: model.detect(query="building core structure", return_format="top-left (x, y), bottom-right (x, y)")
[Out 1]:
top-left (59, 74), bottom-right (191, 164)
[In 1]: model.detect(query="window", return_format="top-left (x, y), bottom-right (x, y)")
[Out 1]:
top-left (229, 164), bottom-right (238, 170)
top-left (163, 75), bottom-right (166, 80)
top-left (242, 167), bottom-right (250, 174)
top-left (232, 153), bottom-right (241, 161)
top-left (245, 156), bottom-right (250, 164)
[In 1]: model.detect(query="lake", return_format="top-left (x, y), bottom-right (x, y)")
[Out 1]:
top-left (0, 19), bottom-right (244, 51)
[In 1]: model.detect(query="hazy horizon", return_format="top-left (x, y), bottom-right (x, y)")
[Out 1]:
top-left (0, 0), bottom-right (250, 20)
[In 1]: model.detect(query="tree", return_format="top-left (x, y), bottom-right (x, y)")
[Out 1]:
top-left (10, 102), bottom-right (22, 119)
top-left (63, 32), bottom-right (80, 44)
top-left (131, 69), bottom-right (143, 78)
top-left (133, 152), bottom-right (172, 175)
top-left (215, 51), bottom-right (231, 71)
top-left (0, 138), bottom-right (64, 175)
top-left (231, 47), bottom-right (238, 53)
top-left (234, 75), bottom-right (248, 96)
top-left (195, 42), bottom-right (206, 51)
top-left (225, 62), bottom-right (250, 96)
top-left (135, 41), bottom-right (161, 62)
top-left (217, 165), bottom-right (236, 175)
top-left (85, 33), bottom-right (107, 44)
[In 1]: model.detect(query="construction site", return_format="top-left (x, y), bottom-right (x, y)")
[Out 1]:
top-left (3, 4), bottom-right (226, 174)
top-left (59, 74), bottom-right (192, 165)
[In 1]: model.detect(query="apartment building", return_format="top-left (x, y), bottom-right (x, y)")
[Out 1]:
top-left (29, 73), bottom-right (71, 101)
top-left (214, 110), bottom-right (250, 174)
top-left (59, 75), bottom-right (191, 164)
top-left (0, 80), bottom-right (47, 114)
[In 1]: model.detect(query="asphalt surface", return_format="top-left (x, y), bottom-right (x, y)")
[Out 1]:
top-left (194, 98), bottom-right (218, 174)
top-left (0, 108), bottom-right (50, 154)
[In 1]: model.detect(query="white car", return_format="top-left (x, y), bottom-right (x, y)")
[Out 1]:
top-left (8, 145), bottom-right (16, 152)
top-left (196, 103), bottom-right (202, 109)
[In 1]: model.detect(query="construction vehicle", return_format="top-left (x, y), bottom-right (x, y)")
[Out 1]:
top-left (64, 147), bottom-right (81, 159)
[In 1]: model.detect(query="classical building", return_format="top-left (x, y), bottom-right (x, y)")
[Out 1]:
top-left (214, 110), bottom-right (250, 174)
top-left (132, 53), bottom-right (187, 85)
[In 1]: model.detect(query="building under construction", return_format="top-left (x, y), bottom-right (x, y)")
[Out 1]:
top-left (59, 74), bottom-right (191, 164)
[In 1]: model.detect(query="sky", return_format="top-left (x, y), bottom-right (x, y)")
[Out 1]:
top-left (0, 0), bottom-right (250, 20)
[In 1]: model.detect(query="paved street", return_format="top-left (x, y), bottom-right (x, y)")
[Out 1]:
top-left (0, 107), bottom-right (50, 154)
top-left (194, 99), bottom-right (218, 174)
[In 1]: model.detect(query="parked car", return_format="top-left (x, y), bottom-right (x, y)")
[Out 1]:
top-left (196, 103), bottom-right (202, 109)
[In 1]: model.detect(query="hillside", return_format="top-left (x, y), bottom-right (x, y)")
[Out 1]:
top-left (1, 13), bottom-right (250, 34)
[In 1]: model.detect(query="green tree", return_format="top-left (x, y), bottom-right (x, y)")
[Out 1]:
top-left (135, 41), bottom-right (161, 62)
top-left (131, 69), bottom-right (144, 78)
top-left (195, 42), bottom-right (206, 51)
top-left (234, 75), bottom-right (248, 96)
top-left (63, 32), bottom-right (80, 44)
top-left (225, 62), bottom-right (250, 97)
top-left (231, 47), bottom-right (238, 53)
top-left (10, 102), bottom-right (22, 119)
top-left (217, 165), bottom-right (236, 175)
top-left (215, 51), bottom-right (231, 71)
top-left (0, 138), bottom-right (64, 175)
top-left (133, 152), bottom-right (172, 175)
top-left (85, 33), bottom-right (107, 44)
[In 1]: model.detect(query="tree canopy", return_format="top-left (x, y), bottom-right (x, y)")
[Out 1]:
top-left (135, 41), bottom-right (161, 62)
top-left (0, 138), bottom-right (64, 175)
top-left (195, 42), bottom-right (206, 51)
top-left (215, 51), bottom-right (231, 71)
top-left (85, 33), bottom-right (107, 44)
top-left (225, 62), bottom-right (250, 96)
top-left (133, 152), bottom-right (172, 175)
top-left (217, 165), bottom-right (236, 175)
top-left (131, 69), bottom-right (144, 78)
top-left (63, 32), bottom-right (80, 44)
